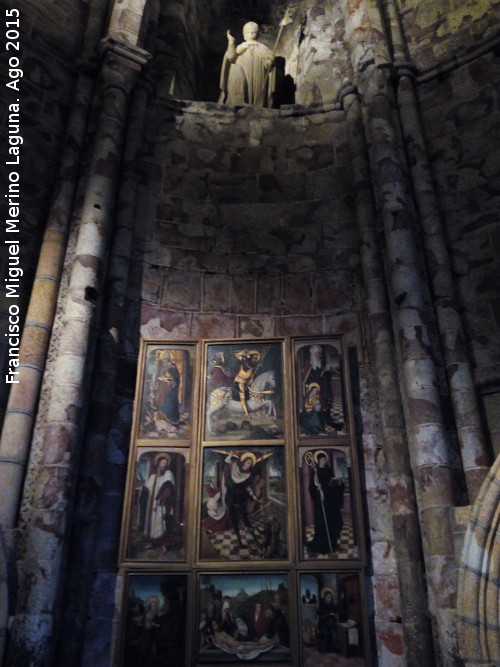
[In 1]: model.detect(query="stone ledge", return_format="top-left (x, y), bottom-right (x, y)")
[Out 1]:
top-left (158, 97), bottom-right (344, 119)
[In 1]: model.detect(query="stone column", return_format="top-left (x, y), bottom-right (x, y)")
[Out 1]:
top-left (0, 73), bottom-right (93, 531)
top-left (366, 63), bottom-right (458, 662)
top-left (5, 42), bottom-right (148, 667)
top-left (342, 84), bottom-right (435, 665)
top-left (0, 72), bottom-right (93, 667)
top-left (340, 0), bottom-right (458, 660)
top-left (395, 66), bottom-right (490, 502)
top-left (56, 82), bottom-right (150, 665)
top-left (0, 533), bottom-right (7, 664)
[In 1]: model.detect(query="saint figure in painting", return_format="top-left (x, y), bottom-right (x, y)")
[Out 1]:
top-left (207, 351), bottom-right (231, 388)
top-left (231, 349), bottom-right (261, 418)
top-left (317, 588), bottom-right (338, 653)
top-left (152, 350), bottom-right (180, 426)
top-left (252, 602), bottom-right (268, 639)
top-left (219, 22), bottom-right (276, 107)
top-left (299, 383), bottom-right (327, 435)
top-left (307, 451), bottom-right (344, 554)
top-left (224, 451), bottom-right (266, 547)
top-left (139, 454), bottom-right (180, 551)
top-left (299, 344), bottom-right (343, 435)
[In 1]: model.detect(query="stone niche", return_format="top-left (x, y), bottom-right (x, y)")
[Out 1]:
top-left (148, 0), bottom-right (353, 107)
top-left (135, 98), bottom-right (361, 342)
top-left (135, 0), bottom-right (362, 365)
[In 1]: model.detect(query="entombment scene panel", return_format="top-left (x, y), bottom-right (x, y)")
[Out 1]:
top-left (197, 572), bottom-right (291, 664)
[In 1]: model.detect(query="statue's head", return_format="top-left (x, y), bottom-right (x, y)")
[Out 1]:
top-left (243, 21), bottom-right (259, 41)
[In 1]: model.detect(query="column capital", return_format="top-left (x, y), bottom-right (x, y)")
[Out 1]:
top-left (337, 81), bottom-right (359, 108)
top-left (96, 38), bottom-right (152, 96)
top-left (99, 36), bottom-right (152, 70)
top-left (393, 62), bottom-right (418, 80)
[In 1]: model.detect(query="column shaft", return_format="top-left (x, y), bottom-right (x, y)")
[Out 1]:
top-left (396, 71), bottom-right (490, 502)
top-left (57, 84), bottom-right (149, 665)
top-left (368, 66), bottom-right (457, 661)
top-left (343, 87), bottom-right (435, 664)
top-left (6, 49), bottom-right (142, 667)
top-left (0, 73), bottom-right (93, 530)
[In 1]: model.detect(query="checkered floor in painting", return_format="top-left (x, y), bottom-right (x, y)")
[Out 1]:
top-left (304, 515), bottom-right (358, 560)
top-left (206, 513), bottom-right (286, 560)
top-left (206, 515), bottom-right (357, 560)
top-left (330, 400), bottom-right (345, 425)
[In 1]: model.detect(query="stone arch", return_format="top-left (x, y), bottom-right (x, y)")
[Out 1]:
top-left (457, 453), bottom-right (500, 665)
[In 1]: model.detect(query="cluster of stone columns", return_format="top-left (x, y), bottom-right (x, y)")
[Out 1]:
top-left (56, 81), bottom-right (151, 665)
top-left (1, 39), bottom-right (149, 667)
top-left (0, 0), bottom-right (494, 665)
top-left (342, 84), bottom-right (434, 664)
top-left (340, 0), bottom-right (491, 662)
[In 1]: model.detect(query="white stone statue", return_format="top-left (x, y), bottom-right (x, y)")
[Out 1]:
top-left (218, 22), bottom-right (276, 107)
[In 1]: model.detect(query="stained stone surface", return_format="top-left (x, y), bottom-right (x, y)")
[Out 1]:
top-left (419, 51), bottom-right (500, 392)
top-left (1, 1), bottom-right (499, 665)
top-left (136, 101), bottom-right (360, 343)
top-left (398, 0), bottom-right (500, 71)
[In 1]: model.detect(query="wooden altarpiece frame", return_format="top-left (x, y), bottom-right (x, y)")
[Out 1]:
top-left (297, 569), bottom-right (370, 664)
top-left (291, 336), bottom-right (365, 565)
top-left (195, 338), bottom-right (294, 567)
top-left (118, 336), bottom-right (369, 666)
top-left (119, 341), bottom-right (200, 566)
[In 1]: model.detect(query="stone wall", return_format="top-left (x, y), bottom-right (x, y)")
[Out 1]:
top-left (134, 101), bottom-right (361, 341)
top-left (293, 1), bottom-right (352, 106)
top-left (397, 0), bottom-right (500, 71)
top-left (418, 51), bottom-right (500, 456)
top-left (149, 0), bottom-right (227, 103)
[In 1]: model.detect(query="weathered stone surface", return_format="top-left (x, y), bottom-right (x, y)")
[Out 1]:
top-left (190, 313), bottom-right (238, 339)
top-left (203, 274), bottom-right (231, 312)
top-left (400, 0), bottom-right (500, 71)
top-left (140, 305), bottom-right (190, 338)
top-left (4, 2), bottom-right (500, 666)
top-left (161, 270), bottom-right (201, 310)
top-left (238, 315), bottom-right (274, 338)
top-left (230, 275), bottom-right (255, 314)
top-left (376, 622), bottom-right (406, 663)
top-left (374, 576), bottom-right (404, 621)
top-left (274, 315), bottom-right (324, 336)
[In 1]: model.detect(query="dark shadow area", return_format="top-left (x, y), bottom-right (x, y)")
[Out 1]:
top-left (274, 56), bottom-right (295, 106)
top-left (347, 345), bottom-right (378, 666)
